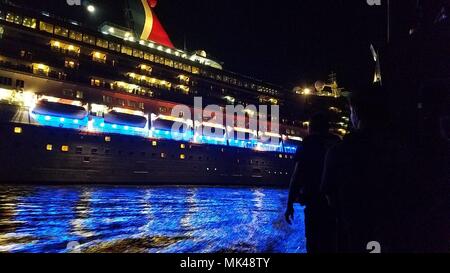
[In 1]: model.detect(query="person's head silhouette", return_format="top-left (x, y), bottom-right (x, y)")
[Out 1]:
top-left (347, 85), bottom-right (387, 131)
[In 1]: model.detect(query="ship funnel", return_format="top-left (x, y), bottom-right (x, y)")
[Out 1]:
top-left (127, 0), bottom-right (174, 48)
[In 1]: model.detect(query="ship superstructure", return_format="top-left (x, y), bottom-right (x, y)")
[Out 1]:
top-left (0, 1), bottom-right (307, 186)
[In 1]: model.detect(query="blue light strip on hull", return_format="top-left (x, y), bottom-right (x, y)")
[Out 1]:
top-left (31, 113), bottom-right (298, 154)
top-left (90, 116), bottom-right (148, 138)
top-left (32, 113), bottom-right (89, 130)
top-left (151, 129), bottom-right (194, 142)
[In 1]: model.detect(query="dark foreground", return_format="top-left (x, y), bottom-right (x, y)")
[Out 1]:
top-left (0, 185), bottom-right (306, 253)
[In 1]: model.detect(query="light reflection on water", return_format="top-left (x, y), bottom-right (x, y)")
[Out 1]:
top-left (0, 185), bottom-right (306, 253)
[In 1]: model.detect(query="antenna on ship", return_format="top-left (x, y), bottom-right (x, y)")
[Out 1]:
top-left (125, 0), bottom-right (135, 30)
top-left (311, 72), bottom-right (343, 98)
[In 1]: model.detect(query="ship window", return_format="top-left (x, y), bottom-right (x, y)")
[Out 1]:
top-left (180, 144), bottom-right (185, 149)
top-left (13, 127), bottom-right (22, 134)
top-left (5, 13), bottom-right (16, 24)
top-left (121, 46), bottom-right (132, 56)
top-left (165, 59), bottom-right (173, 67)
top-left (278, 154), bottom-right (283, 159)
top-left (102, 95), bottom-right (113, 103)
top-left (92, 51), bottom-right (107, 63)
top-left (105, 136), bottom-right (111, 142)
top-left (108, 42), bottom-right (121, 52)
top-left (192, 67), bottom-right (200, 74)
top-left (46, 144), bottom-right (53, 151)
top-left (82, 34), bottom-right (96, 45)
top-left (64, 60), bottom-right (78, 69)
top-left (75, 91), bottom-right (83, 99)
top-left (144, 53), bottom-right (154, 62)
top-left (54, 26), bottom-right (69, 37)
top-left (22, 17), bottom-right (36, 29)
top-left (39, 21), bottom-right (54, 34)
top-left (152, 141), bottom-right (157, 147)
top-left (51, 41), bottom-right (80, 56)
top-left (96, 38), bottom-right (108, 49)
top-left (154, 56), bottom-right (165, 65)
top-left (0, 76), bottom-right (12, 86)
top-left (32, 63), bottom-right (50, 76)
top-left (160, 153), bottom-right (166, 158)
top-left (69, 30), bottom-right (83, 41)
top-left (13, 14), bottom-right (22, 25)
top-left (180, 154), bottom-right (186, 160)
top-left (15, 80), bottom-right (24, 88)
top-left (127, 100), bottom-right (136, 108)
top-left (133, 49), bottom-right (144, 59)
top-left (182, 64), bottom-right (191, 73)
top-left (61, 145), bottom-right (69, 152)
top-left (174, 62), bottom-right (182, 70)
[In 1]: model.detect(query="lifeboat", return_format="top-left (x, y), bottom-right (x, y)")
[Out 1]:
top-left (32, 100), bottom-right (88, 120)
top-left (151, 114), bottom-right (193, 132)
top-left (104, 110), bottom-right (148, 128)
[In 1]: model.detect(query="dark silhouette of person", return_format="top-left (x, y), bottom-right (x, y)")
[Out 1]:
top-left (285, 112), bottom-right (341, 253)
top-left (321, 86), bottom-right (418, 253)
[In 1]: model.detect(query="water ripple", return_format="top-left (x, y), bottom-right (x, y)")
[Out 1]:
top-left (0, 185), bottom-right (306, 253)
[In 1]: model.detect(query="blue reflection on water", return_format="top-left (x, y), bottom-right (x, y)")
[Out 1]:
top-left (0, 186), bottom-right (306, 253)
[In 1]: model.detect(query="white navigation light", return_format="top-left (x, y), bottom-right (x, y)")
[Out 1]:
top-left (87, 5), bottom-right (96, 13)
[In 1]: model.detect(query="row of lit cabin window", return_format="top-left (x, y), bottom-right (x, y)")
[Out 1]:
top-left (13, 127), bottom-right (293, 160)
top-left (38, 20), bottom-right (200, 73)
top-left (0, 10), bottom-right (279, 96)
top-left (44, 144), bottom-right (293, 163)
top-left (45, 143), bottom-right (186, 159)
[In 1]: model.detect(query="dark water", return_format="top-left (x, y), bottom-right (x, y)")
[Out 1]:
top-left (0, 186), bottom-right (306, 253)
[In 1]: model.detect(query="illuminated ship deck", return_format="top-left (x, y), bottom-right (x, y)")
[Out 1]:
top-left (26, 102), bottom-right (298, 155)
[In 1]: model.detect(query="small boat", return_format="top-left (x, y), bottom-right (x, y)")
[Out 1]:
top-left (104, 110), bottom-right (148, 128)
top-left (32, 100), bottom-right (88, 120)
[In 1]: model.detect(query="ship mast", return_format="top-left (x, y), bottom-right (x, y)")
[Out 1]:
top-left (124, 0), bottom-right (135, 32)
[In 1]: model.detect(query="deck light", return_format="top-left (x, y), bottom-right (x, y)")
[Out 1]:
top-left (87, 5), bottom-right (96, 13)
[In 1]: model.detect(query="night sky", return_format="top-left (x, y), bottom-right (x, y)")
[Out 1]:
top-left (11, 0), bottom-right (413, 91)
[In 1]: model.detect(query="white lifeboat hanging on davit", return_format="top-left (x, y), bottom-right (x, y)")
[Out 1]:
top-left (32, 96), bottom-right (88, 120)
top-left (104, 108), bottom-right (148, 129)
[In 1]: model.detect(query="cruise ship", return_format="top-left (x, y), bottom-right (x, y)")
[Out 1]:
top-left (0, 0), bottom-right (346, 186)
